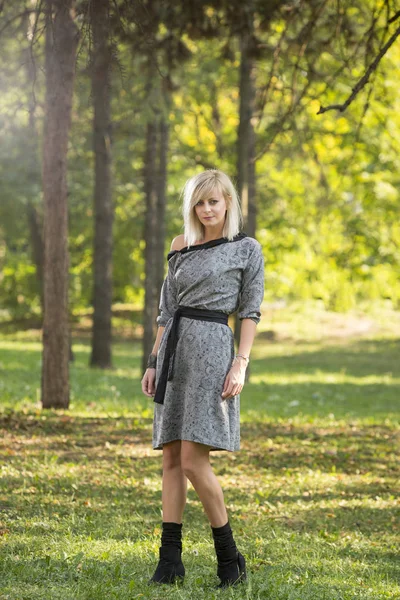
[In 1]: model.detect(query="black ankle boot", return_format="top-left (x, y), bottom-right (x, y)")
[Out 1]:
top-left (211, 521), bottom-right (247, 588)
top-left (149, 522), bottom-right (185, 585)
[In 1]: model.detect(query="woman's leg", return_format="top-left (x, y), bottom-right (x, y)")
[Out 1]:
top-left (150, 440), bottom-right (187, 584)
top-left (180, 440), bottom-right (246, 587)
top-left (180, 440), bottom-right (227, 527)
top-left (162, 440), bottom-right (187, 522)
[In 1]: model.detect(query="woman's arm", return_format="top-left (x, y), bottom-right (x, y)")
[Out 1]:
top-left (221, 319), bottom-right (256, 399)
top-left (151, 325), bottom-right (165, 357)
top-left (142, 238), bottom-right (180, 397)
top-left (222, 240), bottom-right (265, 399)
top-left (237, 318), bottom-right (257, 363)
top-left (142, 326), bottom-right (165, 397)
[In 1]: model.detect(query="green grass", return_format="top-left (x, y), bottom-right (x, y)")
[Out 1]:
top-left (0, 304), bottom-right (399, 599)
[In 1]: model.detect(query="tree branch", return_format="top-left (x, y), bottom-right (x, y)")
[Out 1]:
top-left (388, 9), bottom-right (400, 24)
top-left (317, 22), bottom-right (400, 114)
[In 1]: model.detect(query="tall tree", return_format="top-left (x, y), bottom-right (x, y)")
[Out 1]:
top-left (89, 0), bottom-right (113, 368)
top-left (233, 2), bottom-right (258, 366)
top-left (142, 70), bottom-right (170, 375)
top-left (142, 115), bottom-right (159, 372)
top-left (236, 3), bottom-right (257, 237)
top-left (41, 0), bottom-right (79, 408)
top-left (24, 12), bottom-right (44, 312)
top-left (132, 2), bottom-right (184, 373)
top-left (140, 1), bottom-right (161, 372)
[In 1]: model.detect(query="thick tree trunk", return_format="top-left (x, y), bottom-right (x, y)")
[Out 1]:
top-left (142, 120), bottom-right (159, 374)
top-left (236, 27), bottom-right (257, 235)
top-left (235, 12), bottom-right (257, 379)
top-left (41, 0), bottom-right (78, 409)
top-left (25, 16), bottom-right (74, 356)
top-left (90, 0), bottom-right (113, 368)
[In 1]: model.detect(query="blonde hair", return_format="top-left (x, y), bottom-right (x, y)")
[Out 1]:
top-left (181, 169), bottom-right (243, 247)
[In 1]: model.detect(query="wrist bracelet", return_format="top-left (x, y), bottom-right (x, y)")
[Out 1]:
top-left (147, 353), bottom-right (157, 369)
top-left (232, 354), bottom-right (249, 367)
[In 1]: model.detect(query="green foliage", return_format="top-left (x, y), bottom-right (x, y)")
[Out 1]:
top-left (0, 1), bottom-right (399, 319)
top-left (1, 256), bottom-right (40, 317)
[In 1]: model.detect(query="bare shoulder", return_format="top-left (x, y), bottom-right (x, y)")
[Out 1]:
top-left (170, 234), bottom-right (187, 251)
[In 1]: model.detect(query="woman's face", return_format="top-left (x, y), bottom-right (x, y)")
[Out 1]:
top-left (194, 187), bottom-right (227, 230)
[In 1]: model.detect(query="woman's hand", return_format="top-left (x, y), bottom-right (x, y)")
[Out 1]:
top-left (141, 368), bottom-right (156, 398)
top-left (221, 360), bottom-right (247, 400)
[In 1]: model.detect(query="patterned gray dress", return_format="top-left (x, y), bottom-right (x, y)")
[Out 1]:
top-left (152, 232), bottom-right (264, 452)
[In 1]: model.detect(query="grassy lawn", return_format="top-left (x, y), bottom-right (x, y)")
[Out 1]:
top-left (0, 303), bottom-right (399, 599)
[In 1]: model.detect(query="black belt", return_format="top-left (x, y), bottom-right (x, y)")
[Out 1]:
top-left (153, 305), bottom-right (229, 405)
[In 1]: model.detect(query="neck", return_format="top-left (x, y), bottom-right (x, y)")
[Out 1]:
top-left (201, 225), bottom-right (225, 242)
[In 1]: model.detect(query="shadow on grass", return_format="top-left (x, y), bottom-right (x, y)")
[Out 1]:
top-left (239, 421), bottom-right (399, 472)
top-left (1, 414), bottom-right (398, 534)
top-left (1, 413), bottom-right (398, 472)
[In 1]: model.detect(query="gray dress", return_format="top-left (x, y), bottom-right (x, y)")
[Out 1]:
top-left (152, 232), bottom-right (265, 452)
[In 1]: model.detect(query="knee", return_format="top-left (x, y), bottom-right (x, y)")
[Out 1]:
top-left (163, 442), bottom-right (181, 471)
top-left (181, 457), bottom-right (197, 480)
top-left (181, 448), bottom-right (206, 481)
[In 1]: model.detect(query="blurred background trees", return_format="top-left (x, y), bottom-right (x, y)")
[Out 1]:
top-left (0, 0), bottom-right (399, 405)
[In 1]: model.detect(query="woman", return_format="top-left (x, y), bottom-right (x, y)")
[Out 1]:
top-left (141, 169), bottom-right (264, 588)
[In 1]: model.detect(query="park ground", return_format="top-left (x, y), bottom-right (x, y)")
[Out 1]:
top-left (0, 301), bottom-right (399, 599)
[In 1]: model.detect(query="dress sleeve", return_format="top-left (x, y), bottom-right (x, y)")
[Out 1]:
top-left (237, 241), bottom-right (265, 324)
top-left (156, 257), bottom-right (178, 327)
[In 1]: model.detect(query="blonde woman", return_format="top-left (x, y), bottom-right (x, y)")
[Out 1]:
top-left (141, 169), bottom-right (264, 588)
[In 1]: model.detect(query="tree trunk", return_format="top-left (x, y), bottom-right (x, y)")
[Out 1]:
top-left (155, 117), bottom-right (169, 302)
top-left (41, 0), bottom-right (78, 409)
top-left (234, 10), bottom-right (257, 380)
top-left (23, 16), bottom-right (44, 313)
top-left (142, 120), bottom-right (159, 374)
top-left (236, 24), bottom-right (257, 235)
top-left (90, 0), bottom-right (113, 368)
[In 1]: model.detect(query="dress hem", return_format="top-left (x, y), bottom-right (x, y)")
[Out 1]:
top-left (152, 436), bottom-right (239, 453)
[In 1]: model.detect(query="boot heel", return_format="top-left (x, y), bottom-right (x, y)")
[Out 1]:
top-left (149, 546), bottom-right (185, 585)
top-left (237, 552), bottom-right (247, 582)
top-left (217, 551), bottom-right (247, 588)
top-left (212, 521), bottom-right (247, 588)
